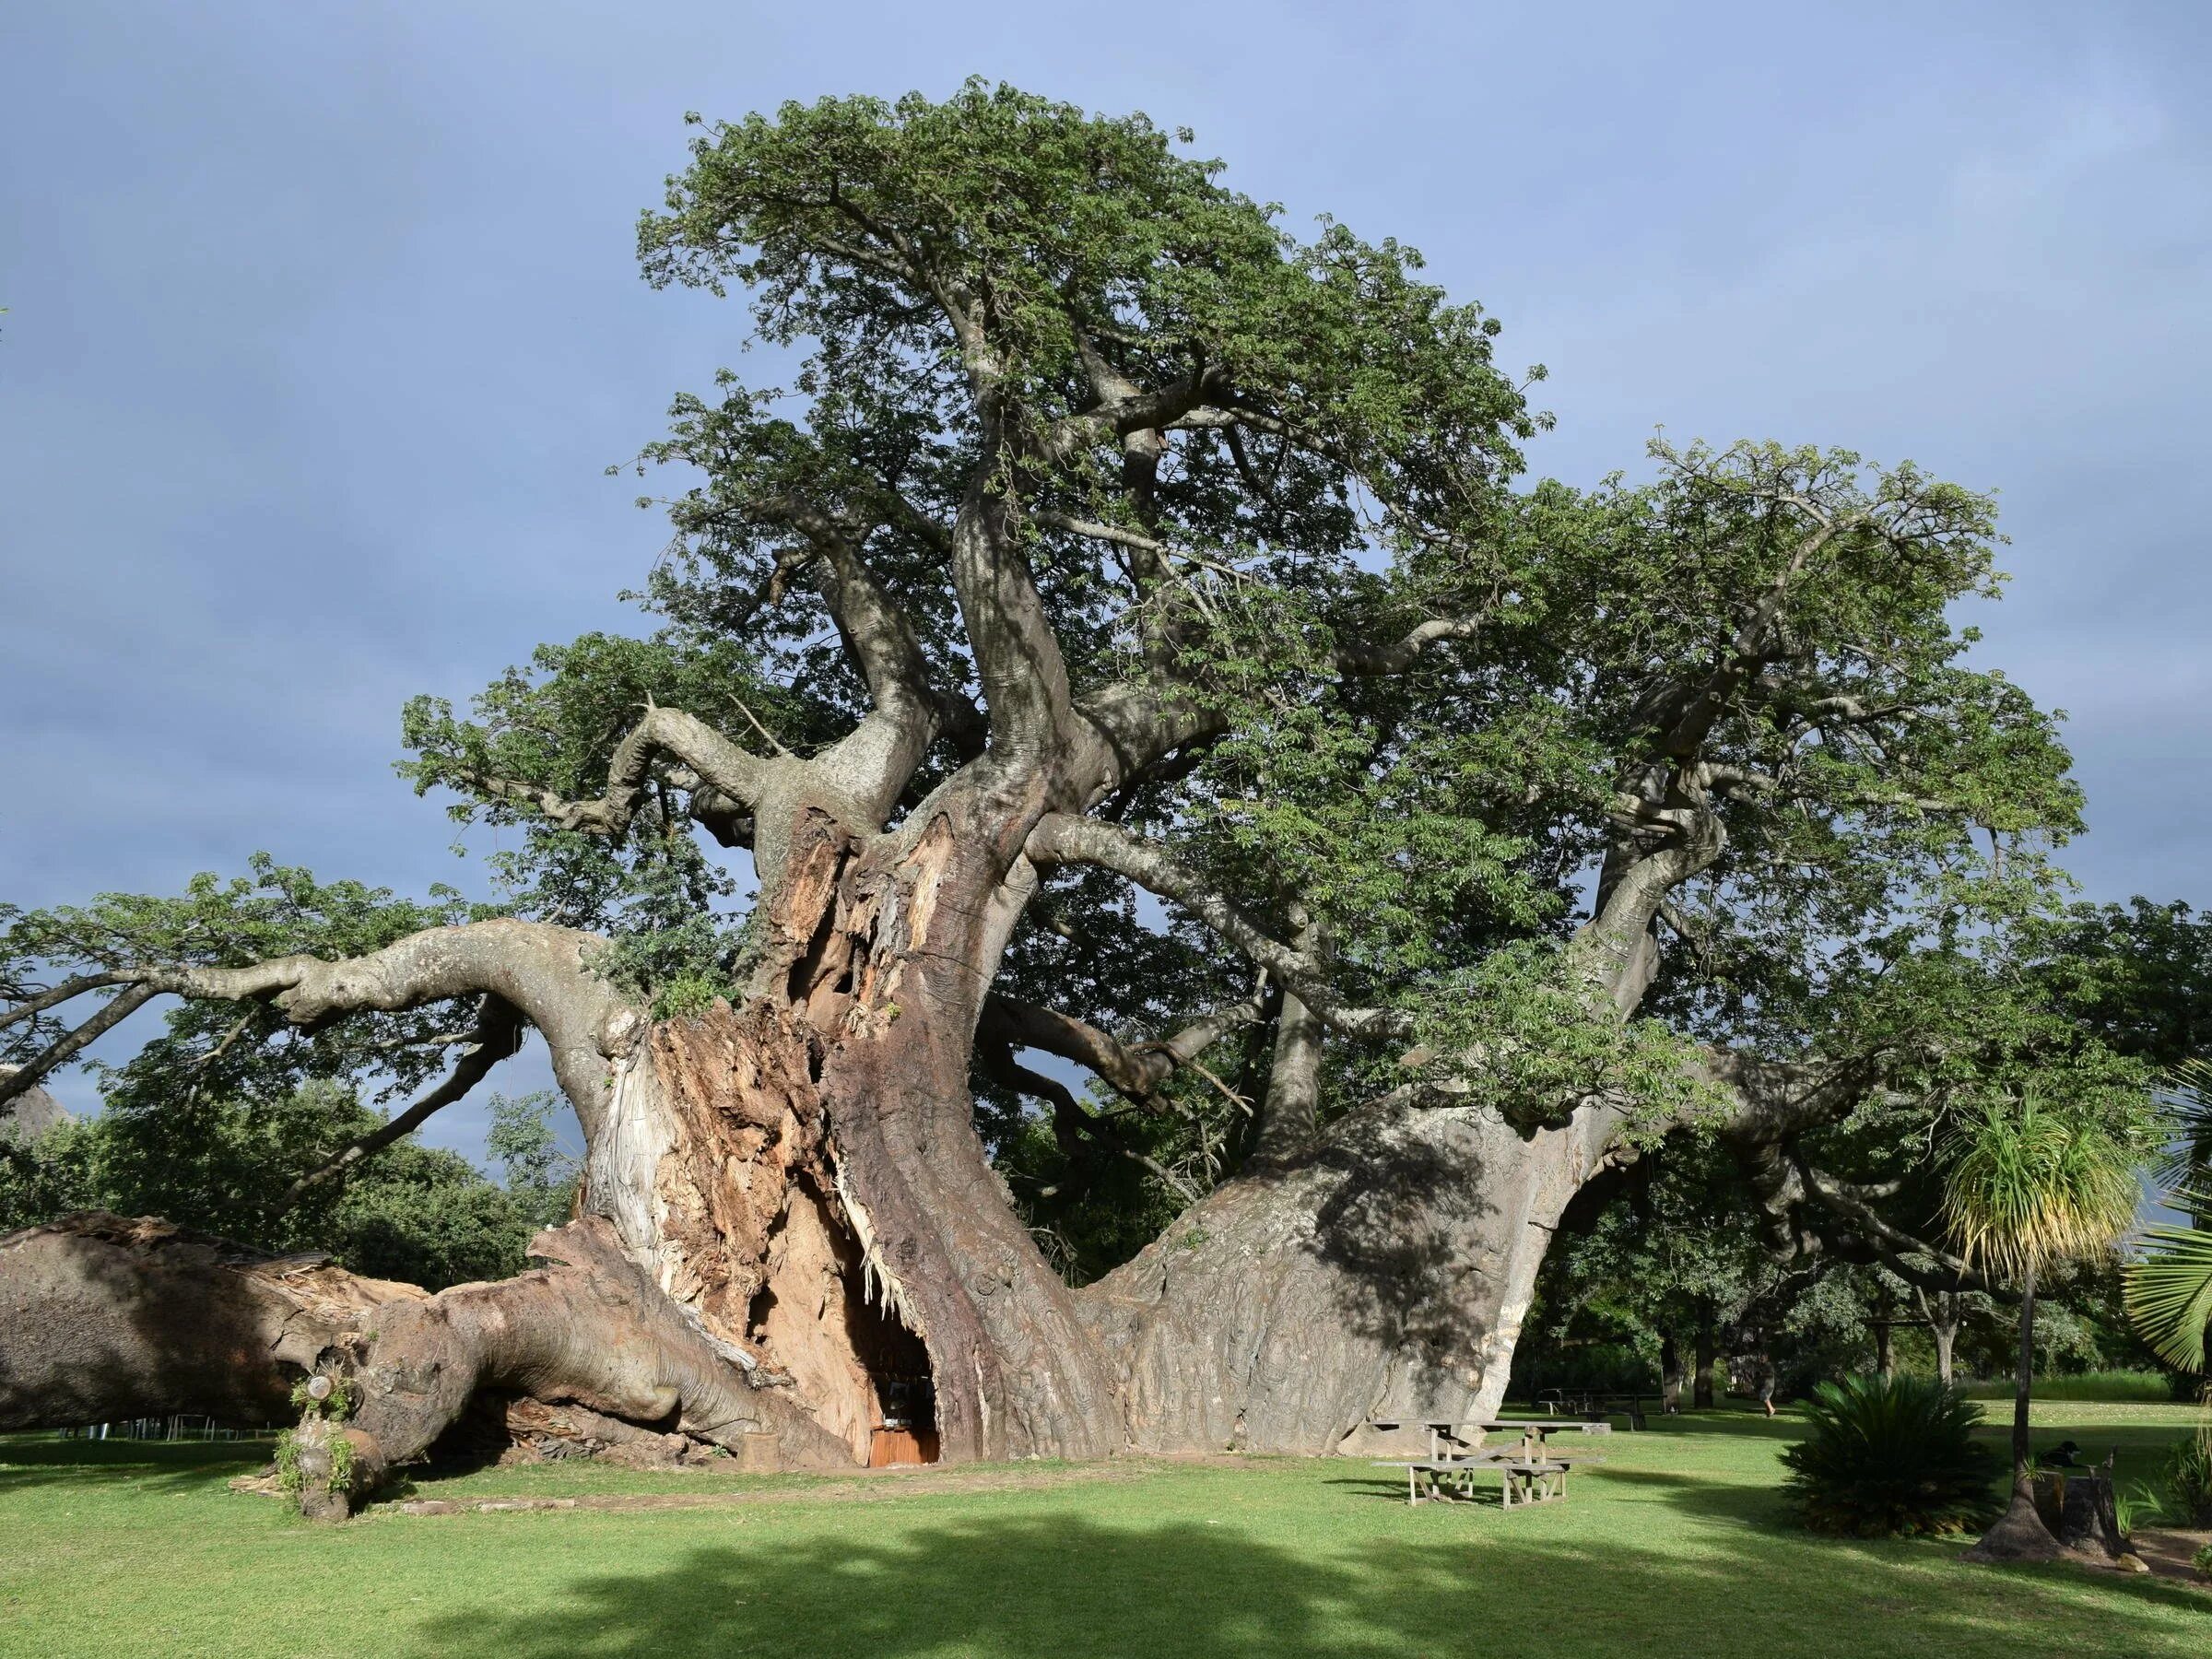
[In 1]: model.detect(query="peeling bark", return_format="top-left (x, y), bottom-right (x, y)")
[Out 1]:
top-left (569, 788), bottom-right (1121, 1466)
top-left (797, 806), bottom-right (1123, 1461)
top-left (289, 1216), bottom-right (849, 1518)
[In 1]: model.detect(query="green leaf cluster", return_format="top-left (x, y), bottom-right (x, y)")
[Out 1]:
top-left (1781, 1373), bottom-right (2000, 1536)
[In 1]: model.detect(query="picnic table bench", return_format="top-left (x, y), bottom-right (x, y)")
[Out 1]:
top-left (1369, 1449), bottom-right (1591, 1508)
top-left (1364, 1417), bottom-right (1610, 1461)
top-left (1364, 1418), bottom-right (1606, 1507)
top-left (1535, 1388), bottom-right (1649, 1430)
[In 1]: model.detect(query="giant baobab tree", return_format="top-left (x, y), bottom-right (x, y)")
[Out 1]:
top-left (0, 83), bottom-right (2122, 1516)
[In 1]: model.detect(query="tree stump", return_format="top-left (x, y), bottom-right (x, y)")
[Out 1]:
top-left (2034, 1467), bottom-right (2124, 1559)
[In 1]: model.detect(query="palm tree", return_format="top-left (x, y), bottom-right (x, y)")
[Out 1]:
top-left (1944, 1093), bottom-right (2141, 1561)
top-left (2126, 1061), bottom-right (2212, 1375)
top-left (2129, 1196), bottom-right (2212, 1372)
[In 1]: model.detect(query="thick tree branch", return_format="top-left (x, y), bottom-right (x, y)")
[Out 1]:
top-left (1794, 1158), bottom-right (1992, 1290)
top-left (1335, 615), bottom-right (1485, 677)
top-left (276, 998), bottom-right (527, 1209)
top-left (1253, 909), bottom-right (1324, 1161)
top-left (1699, 1045), bottom-right (1998, 1292)
top-left (452, 707), bottom-right (771, 839)
top-left (950, 477), bottom-right (1077, 755)
top-left (759, 500), bottom-right (971, 815)
top-left (980, 986), bottom-right (1268, 1108)
top-left (4, 921), bottom-right (641, 1139)
top-left (1039, 365), bottom-right (1225, 466)
top-left (1023, 814), bottom-right (1402, 1038)
top-left (0, 984), bottom-right (157, 1115)
top-left (1063, 682), bottom-right (1227, 810)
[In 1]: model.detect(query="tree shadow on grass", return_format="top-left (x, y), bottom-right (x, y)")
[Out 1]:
top-left (1631, 1409), bottom-right (1806, 1443)
top-left (1590, 1464), bottom-right (1794, 1527)
top-left (1328, 1457), bottom-right (1799, 1527)
top-left (408, 1508), bottom-right (2210, 1659)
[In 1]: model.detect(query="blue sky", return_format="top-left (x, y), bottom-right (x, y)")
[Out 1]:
top-left (3, 0), bottom-right (2207, 1161)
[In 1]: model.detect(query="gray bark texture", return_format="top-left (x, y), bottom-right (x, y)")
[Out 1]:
top-left (0, 1213), bottom-right (421, 1431)
top-left (0, 1069), bottom-right (69, 1139)
top-left (1081, 1102), bottom-right (1626, 1453)
top-left (0, 1210), bottom-right (845, 1520)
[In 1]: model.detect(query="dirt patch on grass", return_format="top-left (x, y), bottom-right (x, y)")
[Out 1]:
top-left (376, 1455), bottom-right (1254, 1518)
top-left (2125, 1526), bottom-right (2211, 1588)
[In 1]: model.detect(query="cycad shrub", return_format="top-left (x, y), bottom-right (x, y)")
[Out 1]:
top-left (1780, 1374), bottom-right (2000, 1537)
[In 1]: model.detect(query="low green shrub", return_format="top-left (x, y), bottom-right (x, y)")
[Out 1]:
top-left (1958, 1370), bottom-right (2174, 1404)
top-left (1780, 1374), bottom-right (2000, 1537)
top-left (2166, 1429), bottom-right (2212, 1526)
top-left (2113, 1483), bottom-right (2159, 1537)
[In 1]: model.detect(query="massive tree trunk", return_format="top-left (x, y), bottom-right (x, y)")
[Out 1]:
top-left (1080, 1100), bottom-right (1627, 1453)
top-left (0, 645), bottom-right (1850, 1510)
top-left (0, 1213), bottom-right (420, 1431)
top-left (0, 799), bottom-right (1865, 1518)
top-left (570, 789), bottom-right (1124, 1467)
top-left (0, 794), bottom-right (1712, 1509)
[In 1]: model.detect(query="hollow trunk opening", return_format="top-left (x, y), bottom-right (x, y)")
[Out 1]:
top-left (739, 1162), bottom-right (938, 1466)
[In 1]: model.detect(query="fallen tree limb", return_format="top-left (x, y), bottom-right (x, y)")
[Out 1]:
top-left (0, 1210), bottom-right (855, 1520)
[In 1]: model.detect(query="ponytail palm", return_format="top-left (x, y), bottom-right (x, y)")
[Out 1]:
top-left (1943, 1094), bottom-right (2141, 1561)
top-left (1944, 1096), bottom-right (2138, 1281)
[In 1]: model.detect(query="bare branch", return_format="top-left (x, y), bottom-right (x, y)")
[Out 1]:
top-left (981, 986), bottom-right (1268, 1108)
top-left (1023, 815), bottom-right (1404, 1039)
top-left (0, 971), bottom-right (129, 1033)
top-left (1335, 615), bottom-right (1485, 677)
top-left (979, 1033), bottom-right (1206, 1206)
top-left (1796, 1159), bottom-right (1994, 1292)
top-left (276, 999), bottom-right (526, 1210)
top-left (0, 985), bottom-right (156, 1115)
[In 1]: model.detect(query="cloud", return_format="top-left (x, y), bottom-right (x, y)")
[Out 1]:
top-left (6, 0), bottom-right (2206, 1162)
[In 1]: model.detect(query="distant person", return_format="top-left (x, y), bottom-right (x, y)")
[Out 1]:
top-left (1735, 1352), bottom-right (1779, 1417)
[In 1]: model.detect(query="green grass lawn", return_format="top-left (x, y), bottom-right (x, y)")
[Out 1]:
top-left (2, 1403), bottom-right (2206, 1659)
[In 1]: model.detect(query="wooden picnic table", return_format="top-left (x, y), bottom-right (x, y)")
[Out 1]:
top-left (1480, 1418), bottom-right (1611, 1462)
top-left (1535, 1388), bottom-right (1649, 1430)
top-left (1363, 1417), bottom-right (1611, 1459)
top-left (1363, 1418), bottom-right (1608, 1507)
